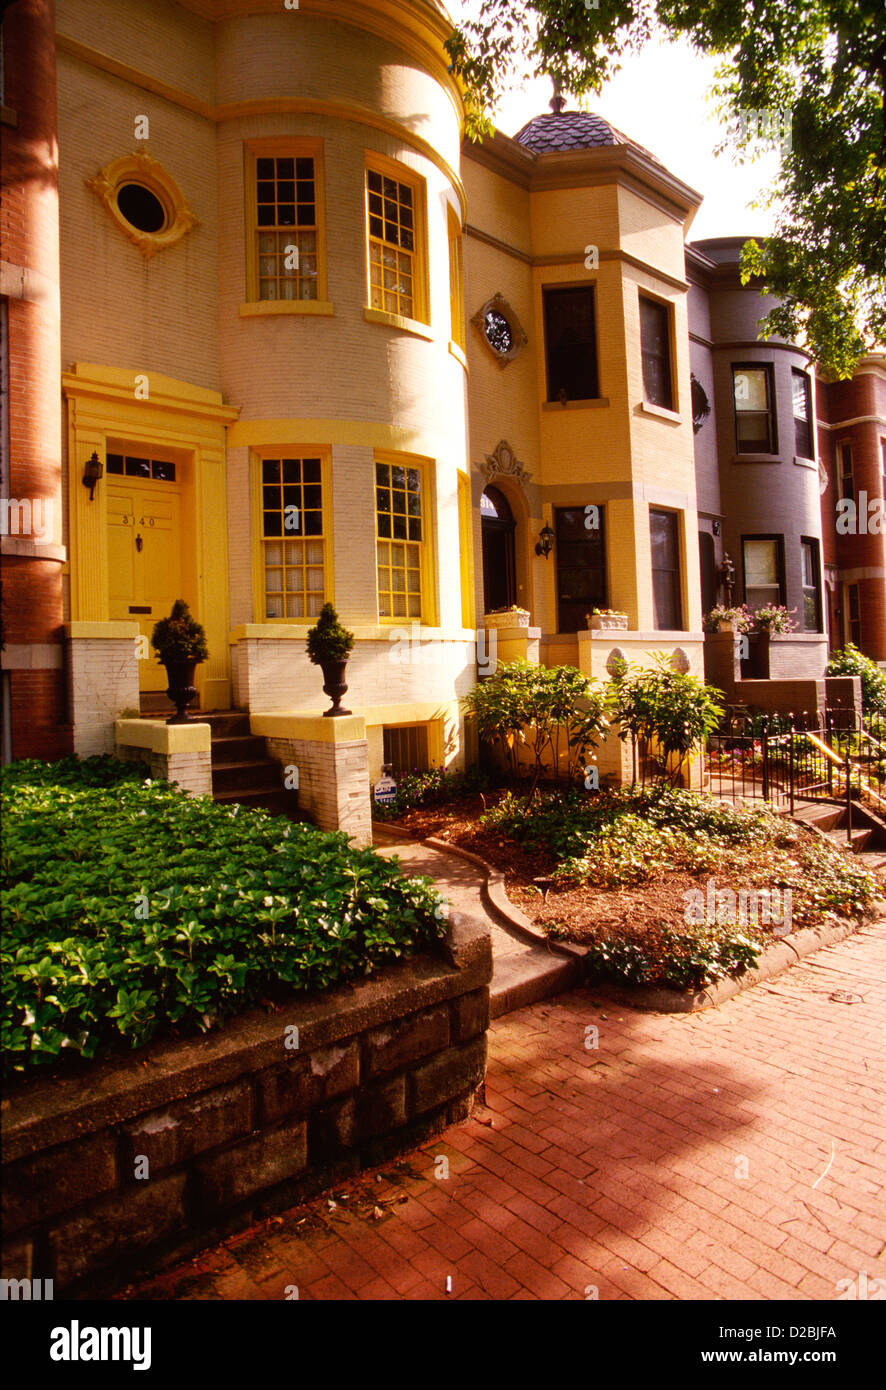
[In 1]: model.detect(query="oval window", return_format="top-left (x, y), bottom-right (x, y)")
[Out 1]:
top-left (116, 183), bottom-right (167, 234)
top-left (484, 310), bottom-right (514, 355)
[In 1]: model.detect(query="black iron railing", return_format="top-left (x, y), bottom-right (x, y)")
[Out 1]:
top-left (705, 709), bottom-right (886, 841)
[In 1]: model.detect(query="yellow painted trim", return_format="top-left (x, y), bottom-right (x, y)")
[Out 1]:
top-left (448, 206), bottom-right (466, 352)
top-left (85, 152), bottom-right (198, 259)
top-left (65, 621), bottom-right (139, 640)
top-left (249, 447), bottom-right (333, 623)
top-left (250, 712), bottom-right (367, 743)
top-left (457, 470), bottom-right (476, 631)
top-left (115, 718), bottom-right (212, 754)
top-left (363, 307), bottom-right (435, 341)
top-left (448, 340), bottom-right (468, 371)
top-left (243, 136), bottom-right (328, 305)
top-left (229, 623), bottom-right (475, 643)
top-left (239, 300), bottom-right (335, 318)
top-left (364, 150), bottom-right (430, 326)
top-left (373, 449), bottom-right (437, 627)
top-left (63, 363), bottom-right (239, 424)
top-left (358, 700), bottom-right (460, 726)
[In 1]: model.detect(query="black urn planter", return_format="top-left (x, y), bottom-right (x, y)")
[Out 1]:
top-left (320, 659), bottom-right (352, 717)
top-left (163, 659), bottom-right (199, 724)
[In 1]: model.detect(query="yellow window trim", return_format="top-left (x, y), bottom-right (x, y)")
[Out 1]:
top-left (373, 449), bottom-right (436, 627)
top-left (250, 447), bottom-right (334, 624)
top-left (448, 206), bottom-right (466, 352)
top-left (364, 150), bottom-right (430, 327)
top-left (364, 307), bottom-right (434, 340)
top-left (239, 300), bottom-right (335, 318)
top-left (244, 137), bottom-right (328, 306)
top-left (448, 340), bottom-right (468, 371)
top-left (457, 469), bottom-right (476, 630)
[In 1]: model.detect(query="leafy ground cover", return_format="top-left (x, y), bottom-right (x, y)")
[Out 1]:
top-left (381, 784), bottom-right (881, 991)
top-left (2, 757), bottom-right (445, 1073)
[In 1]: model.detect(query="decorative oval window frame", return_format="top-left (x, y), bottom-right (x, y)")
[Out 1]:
top-left (86, 152), bottom-right (199, 259)
top-left (471, 292), bottom-right (528, 367)
top-left (690, 373), bottom-right (711, 434)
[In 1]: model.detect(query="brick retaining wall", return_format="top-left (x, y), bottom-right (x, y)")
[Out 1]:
top-left (1, 912), bottom-right (491, 1296)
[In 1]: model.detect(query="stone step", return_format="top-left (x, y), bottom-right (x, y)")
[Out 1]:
top-left (823, 825), bottom-right (873, 854)
top-left (793, 802), bottom-right (845, 834)
top-left (210, 734), bottom-right (268, 762)
top-left (203, 711), bottom-right (252, 738)
top-left (211, 759), bottom-right (281, 794)
top-left (490, 949), bottom-right (583, 1020)
top-left (211, 787), bottom-right (304, 820)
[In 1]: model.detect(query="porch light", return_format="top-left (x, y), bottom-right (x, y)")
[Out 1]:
top-left (82, 450), bottom-right (104, 500)
top-left (535, 523), bottom-right (555, 558)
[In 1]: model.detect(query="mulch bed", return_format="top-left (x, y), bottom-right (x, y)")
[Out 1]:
top-left (377, 792), bottom-right (816, 946)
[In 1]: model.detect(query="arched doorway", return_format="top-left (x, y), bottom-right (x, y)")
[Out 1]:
top-left (480, 486), bottom-right (516, 611)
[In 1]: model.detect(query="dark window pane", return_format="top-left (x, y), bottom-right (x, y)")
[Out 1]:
top-left (151, 460), bottom-right (175, 482)
top-left (407, 518), bottom-right (422, 541)
top-left (277, 205), bottom-right (295, 225)
top-left (257, 206), bottom-right (274, 226)
top-left (277, 180), bottom-right (295, 202)
top-left (282, 485), bottom-right (301, 509)
top-left (256, 181), bottom-right (275, 202)
top-left (377, 514), bottom-right (391, 538)
top-left (263, 510), bottom-right (282, 537)
top-left (304, 512), bottom-right (323, 536)
top-left (282, 459), bottom-right (300, 483)
top-left (544, 288), bottom-right (598, 402)
top-left (303, 485), bottom-right (322, 509)
top-left (650, 509), bottom-right (681, 629)
top-left (640, 297), bottom-right (673, 409)
top-left (276, 158), bottom-right (294, 179)
top-left (554, 506), bottom-right (606, 631)
top-left (369, 215), bottom-right (383, 238)
top-left (392, 514), bottom-right (407, 539)
top-left (295, 158), bottom-right (313, 180)
top-left (793, 370), bottom-right (813, 458)
top-left (125, 457), bottom-right (151, 477)
top-left (303, 458), bottom-right (321, 483)
top-left (106, 454), bottom-right (124, 474)
top-left (368, 170), bottom-right (382, 194)
top-left (256, 158), bottom-right (274, 179)
top-left (263, 459), bottom-right (281, 483)
top-left (296, 204), bottom-right (315, 226)
top-left (375, 463), bottom-right (389, 486)
top-left (262, 485), bottom-right (280, 510)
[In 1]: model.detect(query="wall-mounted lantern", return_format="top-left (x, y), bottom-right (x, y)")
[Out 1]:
top-left (718, 552), bottom-right (735, 605)
top-left (82, 450), bottom-right (104, 500)
top-left (535, 523), bottom-right (555, 558)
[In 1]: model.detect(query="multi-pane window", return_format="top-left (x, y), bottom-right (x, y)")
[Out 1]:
top-left (260, 457), bottom-right (324, 619)
top-left (650, 509), bottom-right (682, 629)
top-left (743, 536), bottom-right (784, 609)
top-left (106, 453), bottom-right (176, 482)
top-left (792, 369), bottom-right (813, 458)
top-left (733, 365), bottom-right (776, 453)
top-left (383, 724), bottom-right (429, 776)
top-left (543, 287), bottom-right (599, 402)
top-left (848, 582), bottom-right (861, 646)
top-left (639, 296), bottom-right (674, 410)
top-left (255, 155), bottom-right (319, 301)
top-left (376, 460), bottom-right (423, 619)
top-left (367, 169), bottom-right (416, 320)
top-left (838, 441), bottom-right (855, 503)
top-left (801, 537), bottom-right (822, 632)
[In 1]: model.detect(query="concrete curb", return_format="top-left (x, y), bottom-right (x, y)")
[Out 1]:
top-left (374, 816), bottom-right (884, 1015)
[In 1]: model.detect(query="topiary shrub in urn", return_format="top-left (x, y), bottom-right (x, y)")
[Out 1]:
top-left (307, 603), bottom-right (355, 717)
top-left (151, 599), bottom-right (209, 724)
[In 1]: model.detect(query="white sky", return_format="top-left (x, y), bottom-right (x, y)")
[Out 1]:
top-left (450, 4), bottom-right (783, 241)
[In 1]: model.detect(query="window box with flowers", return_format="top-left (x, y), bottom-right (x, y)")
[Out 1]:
top-left (586, 609), bottom-right (628, 631)
top-left (484, 606), bottom-right (531, 629)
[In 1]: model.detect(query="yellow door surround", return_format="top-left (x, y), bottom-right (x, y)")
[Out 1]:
top-left (63, 363), bottom-right (240, 712)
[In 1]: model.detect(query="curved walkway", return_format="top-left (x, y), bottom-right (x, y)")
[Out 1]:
top-left (121, 918), bottom-right (886, 1301)
top-left (372, 826), bottom-right (580, 1017)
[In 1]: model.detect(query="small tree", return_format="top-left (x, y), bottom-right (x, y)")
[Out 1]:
top-left (151, 599), bottom-right (208, 665)
top-left (608, 654), bottom-right (724, 786)
top-left (306, 603), bottom-right (354, 666)
top-left (461, 660), bottom-right (608, 802)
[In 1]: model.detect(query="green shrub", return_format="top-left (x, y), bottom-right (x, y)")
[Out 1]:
top-left (306, 603), bottom-right (355, 665)
top-left (1, 757), bottom-right (445, 1073)
top-left (461, 660), bottom-right (608, 801)
top-left (584, 925), bottom-right (761, 991)
top-left (607, 654), bottom-right (724, 783)
top-left (826, 643), bottom-right (886, 715)
top-left (151, 599), bottom-right (208, 664)
top-left (371, 765), bottom-right (489, 821)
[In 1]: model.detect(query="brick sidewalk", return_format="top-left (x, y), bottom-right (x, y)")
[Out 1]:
top-left (121, 922), bottom-right (886, 1301)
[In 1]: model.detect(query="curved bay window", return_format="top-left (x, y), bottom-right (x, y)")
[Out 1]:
top-left (480, 487), bottom-right (516, 612)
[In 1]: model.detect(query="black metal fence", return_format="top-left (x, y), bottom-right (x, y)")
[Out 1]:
top-left (705, 709), bottom-right (886, 835)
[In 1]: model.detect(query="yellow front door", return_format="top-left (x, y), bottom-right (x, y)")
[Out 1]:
top-left (107, 476), bottom-right (184, 692)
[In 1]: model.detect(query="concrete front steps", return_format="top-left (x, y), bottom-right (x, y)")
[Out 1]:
top-left (793, 800), bottom-right (886, 873)
top-left (138, 695), bottom-right (302, 820)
